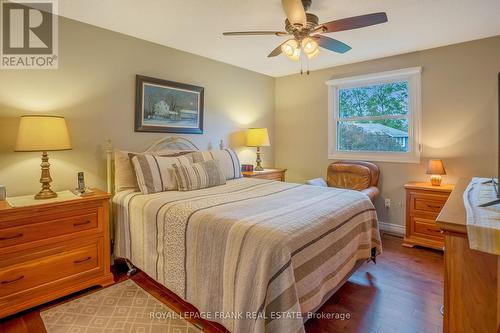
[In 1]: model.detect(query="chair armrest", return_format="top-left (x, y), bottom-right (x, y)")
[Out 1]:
top-left (306, 178), bottom-right (328, 187)
top-left (361, 187), bottom-right (380, 203)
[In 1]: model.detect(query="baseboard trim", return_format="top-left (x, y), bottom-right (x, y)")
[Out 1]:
top-left (379, 221), bottom-right (405, 236)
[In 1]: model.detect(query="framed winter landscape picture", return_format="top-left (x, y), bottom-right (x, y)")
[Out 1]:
top-left (135, 75), bottom-right (204, 134)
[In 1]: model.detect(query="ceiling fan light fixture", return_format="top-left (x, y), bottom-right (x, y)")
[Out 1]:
top-left (222, 0), bottom-right (388, 66)
top-left (281, 39), bottom-right (299, 55)
top-left (281, 39), bottom-right (301, 61)
top-left (305, 47), bottom-right (320, 59)
top-left (301, 37), bottom-right (319, 55)
top-left (288, 47), bottom-right (301, 61)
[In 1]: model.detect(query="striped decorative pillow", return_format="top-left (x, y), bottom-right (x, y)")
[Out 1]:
top-left (173, 160), bottom-right (226, 191)
top-left (131, 154), bottom-right (193, 194)
top-left (190, 149), bottom-right (242, 180)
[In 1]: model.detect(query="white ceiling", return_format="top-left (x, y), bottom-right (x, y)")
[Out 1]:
top-left (59, 0), bottom-right (500, 77)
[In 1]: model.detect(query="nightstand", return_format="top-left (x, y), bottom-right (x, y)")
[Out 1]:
top-left (0, 189), bottom-right (113, 318)
top-left (403, 182), bottom-right (454, 250)
top-left (242, 168), bottom-right (287, 182)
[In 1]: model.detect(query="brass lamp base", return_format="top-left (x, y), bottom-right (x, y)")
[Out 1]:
top-left (35, 188), bottom-right (57, 199)
top-left (254, 146), bottom-right (264, 171)
top-left (430, 175), bottom-right (442, 186)
top-left (35, 151), bottom-right (57, 200)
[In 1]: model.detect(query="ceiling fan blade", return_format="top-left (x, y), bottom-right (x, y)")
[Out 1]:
top-left (320, 12), bottom-right (388, 33)
top-left (223, 31), bottom-right (288, 36)
top-left (281, 0), bottom-right (307, 27)
top-left (315, 35), bottom-right (351, 54)
top-left (267, 41), bottom-right (287, 57)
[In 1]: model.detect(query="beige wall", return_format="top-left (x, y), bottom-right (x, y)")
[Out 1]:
top-left (1, 15), bottom-right (498, 229)
top-left (275, 36), bottom-right (500, 227)
top-left (0, 17), bottom-right (275, 196)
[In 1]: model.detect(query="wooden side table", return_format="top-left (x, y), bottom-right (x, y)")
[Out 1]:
top-left (242, 168), bottom-right (287, 182)
top-left (0, 189), bottom-right (113, 318)
top-left (403, 182), bottom-right (454, 250)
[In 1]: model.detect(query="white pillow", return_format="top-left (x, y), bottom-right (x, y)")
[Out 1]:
top-left (131, 154), bottom-right (193, 194)
top-left (306, 178), bottom-right (328, 187)
top-left (114, 150), bottom-right (139, 193)
top-left (114, 149), bottom-right (193, 193)
top-left (190, 149), bottom-right (242, 180)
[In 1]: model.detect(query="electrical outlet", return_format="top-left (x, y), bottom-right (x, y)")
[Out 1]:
top-left (384, 198), bottom-right (391, 208)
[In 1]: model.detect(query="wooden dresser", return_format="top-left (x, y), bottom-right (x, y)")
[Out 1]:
top-left (436, 178), bottom-right (499, 333)
top-left (242, 168), bottom-right (287, 181)
top-left (403, 182), bottom-right (454, 250)
top-left (0, 189), bottom-right (114, 318)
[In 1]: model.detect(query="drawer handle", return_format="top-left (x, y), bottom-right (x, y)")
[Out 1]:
top-left (1, 275), bottom-right (24, 284)
top-left (0, 233), bottom-right (23, 241)
top-left (426, 204), bottom-right (441, 209)
top-left (426, 228), bottom-right (439, 233)
top-left (74, 256), bottom-right (92, 264)
top-left (73, 220), bottom-right (91, 227)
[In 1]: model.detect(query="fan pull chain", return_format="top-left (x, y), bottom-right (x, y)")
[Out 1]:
top-left (300, 52), bottom-right (303, 75)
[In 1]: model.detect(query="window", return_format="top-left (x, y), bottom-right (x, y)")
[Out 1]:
top-left (327, 67), bottom-right (422, 163)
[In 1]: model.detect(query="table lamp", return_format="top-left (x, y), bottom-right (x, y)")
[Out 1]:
top-left (426, 159), bottom-right (446, 186)
top-left (15, 115), bottom-right (72, 199)
top-left (246, 128), bottom-right (270, 171)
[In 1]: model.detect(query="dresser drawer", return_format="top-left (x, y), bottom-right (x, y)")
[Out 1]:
top-left (257, 173), bottom-right (283, 181)
top-left (0, 212), bottom-right (98, 249)
top-left (404, 184), bottom-right (452, 250)
top-left (0, 191), bottom-right (113, 319)
top-left (414, 198), bottom-right (444, 213)
top-left (413, 217), bottom-right (443, 239)
top-left (411, 194), bottom-right (447, 214)
top-left (0, 239), bottom-right (101, 297)
top-left (242, 169), bottom-right (286, 182)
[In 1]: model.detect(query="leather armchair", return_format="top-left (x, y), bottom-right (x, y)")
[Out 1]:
top-left (326, 161), bottom-right (380, 202)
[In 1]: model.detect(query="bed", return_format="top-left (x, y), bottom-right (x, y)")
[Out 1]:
top-left (106, 136), bottom-right (382, 333)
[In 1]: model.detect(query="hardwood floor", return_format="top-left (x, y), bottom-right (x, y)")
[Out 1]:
top-left (0, 234), bottom-right (443, 333)
top-left (305, 234), bottom-right (444, 333)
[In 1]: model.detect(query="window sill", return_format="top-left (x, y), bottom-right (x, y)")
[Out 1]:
top-left (328, 151), bottom-right (420, 164)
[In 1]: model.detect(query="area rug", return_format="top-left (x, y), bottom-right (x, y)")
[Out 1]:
top-left (40, 280), bottom-right (202, 333)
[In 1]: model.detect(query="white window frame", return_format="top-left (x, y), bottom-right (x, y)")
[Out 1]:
top-left (326, 67), bottom-right (422, 163)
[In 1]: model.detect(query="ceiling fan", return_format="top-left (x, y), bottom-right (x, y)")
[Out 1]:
top-left (223, 0), bottom-right (388, 62)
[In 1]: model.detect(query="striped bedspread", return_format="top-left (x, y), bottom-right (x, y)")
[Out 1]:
top-left (114, 178), bottom-right (381, 333)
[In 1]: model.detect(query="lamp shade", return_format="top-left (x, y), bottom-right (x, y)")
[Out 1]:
top-left (426, 159), bottom-right (446, 175)
top-left (15, 115), bottom-right (72, 152)
top-left (246, 128), bottom-right (270, 147)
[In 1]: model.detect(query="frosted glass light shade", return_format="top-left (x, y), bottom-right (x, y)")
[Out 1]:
top-left (246, 128), bottom-right (270, 147)
top-left (281, 39), bottom-right (298, 56)
top-left (281, 39), bottom-right (301, 61)
top-left (288, 47), bottom-right (301, 61)
top-left (15, 115), bottom-right (72, 152)
top-left (305, 47), bottom-right (320, 59)
top-left (302, 37), bottom-right (319, 55)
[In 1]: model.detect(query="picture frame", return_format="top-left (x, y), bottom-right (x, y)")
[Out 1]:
top-left (135, 75), bottom-right (204, 134)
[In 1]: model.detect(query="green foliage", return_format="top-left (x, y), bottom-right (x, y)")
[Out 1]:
top-left (338, 123), bottom-right (406, 152)
top-left (339, 81), bottom-right (409, 131)
top-left (337, 81), bottom-right (409, 152)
